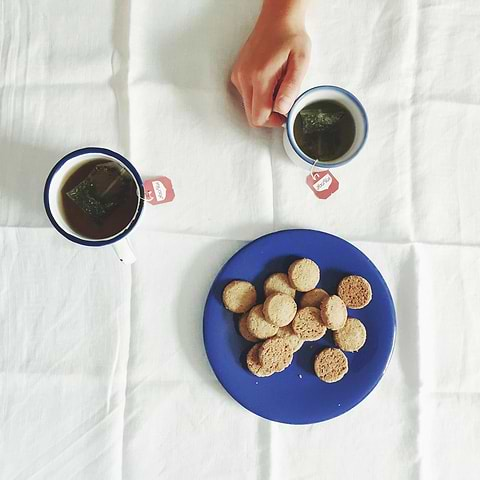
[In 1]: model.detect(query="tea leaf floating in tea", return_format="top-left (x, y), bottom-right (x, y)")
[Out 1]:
top-left (66, 162), bottom-right (133, 224)
top-left (299, 109), bottom-right (344, 134)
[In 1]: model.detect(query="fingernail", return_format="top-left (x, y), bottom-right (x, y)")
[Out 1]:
top-left (275, 97), bottom-right (291, 115)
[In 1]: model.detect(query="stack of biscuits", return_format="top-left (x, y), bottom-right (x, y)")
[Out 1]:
top-left (222, 258), bottom-right (372, 383)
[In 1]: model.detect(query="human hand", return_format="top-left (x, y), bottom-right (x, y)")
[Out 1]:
top-left (231, 0), bottom-right (311, 128)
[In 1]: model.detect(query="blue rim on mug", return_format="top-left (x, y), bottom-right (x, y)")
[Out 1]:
top-left (286, 85), bottom-right (369, 168)
top-left (43, 147), bottom-right (145, 247)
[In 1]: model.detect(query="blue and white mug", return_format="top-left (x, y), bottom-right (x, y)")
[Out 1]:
top-left (283, 85), bottom-right (368, 170)
top-left (44, 147), bottom-right (145, 264)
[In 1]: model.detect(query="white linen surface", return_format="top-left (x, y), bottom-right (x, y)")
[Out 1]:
top-left (1, 0), bottom-right (479, 479)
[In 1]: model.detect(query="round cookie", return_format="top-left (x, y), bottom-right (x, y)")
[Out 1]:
top-left (238, 313), bottom-right (259, 342)
top-left (299, 288), bottom-right (329, 308)
top-left (259, 337), bottom-right (294, 373)
top-left (292, 307), bottom-right (327, 341)
top-left (288, 258), bottom-right (320, 292)
top-left (222, 280), bottom-right (257, 314)
top-left (314, 348), bottom-right (349, 383)
top-left (337, 275), bottom-right (372, 309)
top-left (319, 295), bottom-right (347, 331)
top-left (264, 272), bottom-right (296, 298)
top-left (333, 317), bottom-right (367, 352)
top-left (246, 305), bottom-right (279, 339)
top-left (246, 343), bottom-right (275, 377)
top-left (263, 293), bottom-right (298, 327)
top-left (275, 324), bottom-right (304, 353)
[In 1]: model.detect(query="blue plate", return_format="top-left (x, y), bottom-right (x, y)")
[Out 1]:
top-left (203, 229), bottom-right (396, 424)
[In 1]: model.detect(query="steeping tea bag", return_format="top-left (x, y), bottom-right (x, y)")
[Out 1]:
top-left (66, 161), bottom-right (133, 224)
top-left (299, 108), bottom-right (344, 134)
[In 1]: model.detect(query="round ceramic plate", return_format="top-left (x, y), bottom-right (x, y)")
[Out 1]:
top-left (203, 229), bottom-right (396, 424)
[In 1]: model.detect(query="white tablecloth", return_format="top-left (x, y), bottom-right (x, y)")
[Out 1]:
top-left (1, 1), bottom-right (479, 478)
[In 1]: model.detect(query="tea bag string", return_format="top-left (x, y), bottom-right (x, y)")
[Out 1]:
top-left (99, 165), bottom-right (130, 198)
top-left (137, 188), bottom-right (154, 202)
top-left (98, 164), bottom-right (152, 203)
top-left (310, 158), bottom-right (321, 179)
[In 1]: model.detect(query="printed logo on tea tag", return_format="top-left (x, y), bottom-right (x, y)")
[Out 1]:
top-left (143, 176), bottom-right (175, 205)
top-left (306, 170), bottom-right (339, 199)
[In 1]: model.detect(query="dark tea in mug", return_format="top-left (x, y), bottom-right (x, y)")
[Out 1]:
top-left (60, 159), bottom-right (139, 239)
top-left (293, 100), bottom-right (356, 162)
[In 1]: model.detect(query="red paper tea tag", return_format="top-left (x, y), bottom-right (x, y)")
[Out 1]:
top-left (143, 176), bottom-right (175, 205)
top-left (306, 170), bottom-right (339, 199)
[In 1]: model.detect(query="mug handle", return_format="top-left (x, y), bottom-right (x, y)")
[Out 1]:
top-left (113, 238), bottom-right (136, 264)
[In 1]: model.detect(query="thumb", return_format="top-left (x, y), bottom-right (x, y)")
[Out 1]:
top-left (274, 50), bottom-right (310, 115)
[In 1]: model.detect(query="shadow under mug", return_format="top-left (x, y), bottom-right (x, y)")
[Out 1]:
top-left (43, 147), bottom-right (145, 264)
top-left (283, 85), bottom-right (368, 170)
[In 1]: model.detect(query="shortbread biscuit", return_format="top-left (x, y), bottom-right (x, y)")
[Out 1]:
top-left (259, 337), bottom-right (294, 373)
top-left (263, 293), bottom-right (297, 327)
top-left (276, 324), bottom-right (304, 352)
top-left (246, 305), bottom-right (279, 339)
top-left (238, 313), bottom-right (259, 342)
top-left (299, 288), bottom-right (329, 308)
top-left (314, 348), bottom-right (349, 383)
top-left (222, 280), bottom-right (257, 313)
top-left (264, 273), bottom-right (296, 298)
top-left (292, 307), bottom-right (327, 341)
top-left (288, 258), bottom-right (320, 292)
top-left (333, 317), bottom-right (367, 352)
top-left (246, 343), bottom-right (275, 377)
top-left (320, 295), bottom-right (347, 331)
top-left (337, 275), bottom-right (372, 309)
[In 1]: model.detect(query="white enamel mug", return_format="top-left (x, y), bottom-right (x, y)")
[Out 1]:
top-left (43, 147), bottom-right (145, 264)
top-left (283, 85), bottom-right (368, 170)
